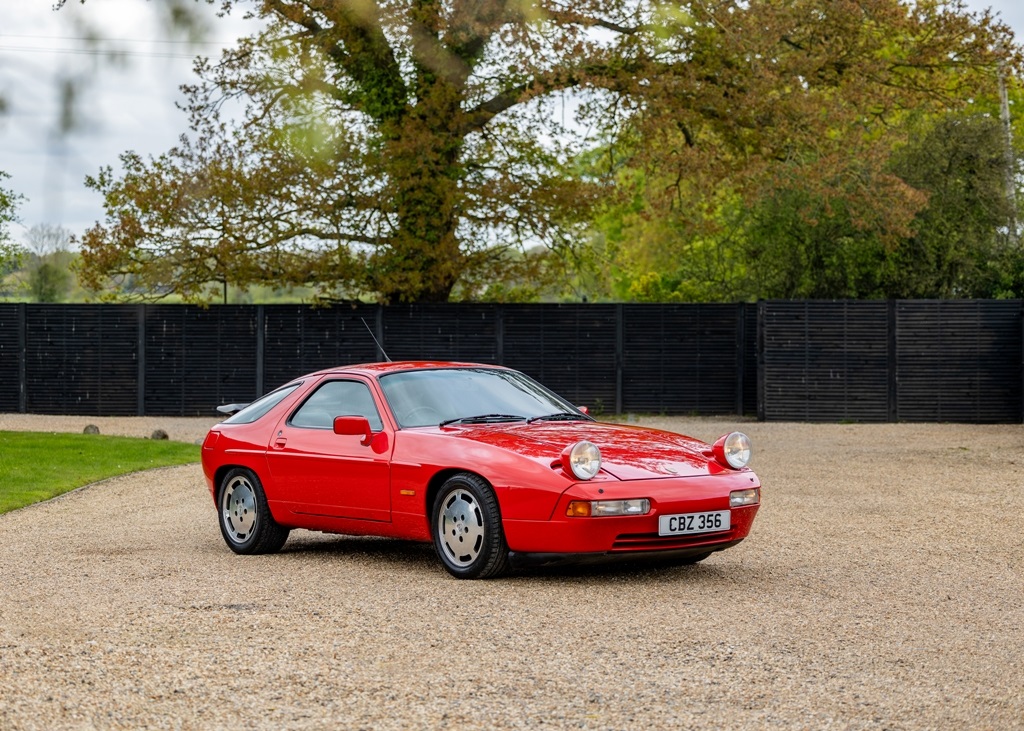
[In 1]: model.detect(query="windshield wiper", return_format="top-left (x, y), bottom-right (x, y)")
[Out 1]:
top-left (527, 411), bottom-right (592, 423)
top-left (439, 413), bottom-right (527, 427)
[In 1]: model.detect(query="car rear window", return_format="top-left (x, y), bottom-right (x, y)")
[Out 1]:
top-left (223, 383), bottom-right (301, 424)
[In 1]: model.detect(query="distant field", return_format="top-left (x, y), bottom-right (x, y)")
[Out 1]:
top-left (0, 431), bottom-right (199, 514)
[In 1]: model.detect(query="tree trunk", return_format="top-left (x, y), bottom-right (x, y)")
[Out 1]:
top-left (373, 77), bottom-right (466, 303)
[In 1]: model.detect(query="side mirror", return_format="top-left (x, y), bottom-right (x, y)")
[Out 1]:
top-left (333, 415), bottom-right (372, 446)
top-left (578, 406), bottom-right (590, 416)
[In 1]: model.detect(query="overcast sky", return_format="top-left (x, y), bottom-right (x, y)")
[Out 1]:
top-left (1, 0), bottom-right (1022, 242)
top-left (0, 0), bottom-right (262, 240)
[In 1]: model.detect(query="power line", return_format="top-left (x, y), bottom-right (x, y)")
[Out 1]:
top-left (0, 45), bottom-right (198, 60)
top-left (0, 32), bottom-right (240, 47)
top-left (0, 32), bottom-right (245, 60)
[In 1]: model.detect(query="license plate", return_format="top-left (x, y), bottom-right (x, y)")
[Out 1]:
top-left (659, 510), bottom-right (730, 536)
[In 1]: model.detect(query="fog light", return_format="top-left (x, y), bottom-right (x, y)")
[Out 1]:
top-left (567, 499), bottom-right (650, 517)
top-left (730, 488), bottom-right (760, 507)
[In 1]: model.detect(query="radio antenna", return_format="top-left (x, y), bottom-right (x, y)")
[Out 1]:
top-left (362, 317), bottom-right (392, 362)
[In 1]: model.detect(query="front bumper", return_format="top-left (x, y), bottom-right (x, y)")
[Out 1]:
top-left (508, 539), bottom-right (744, 568)
top-left (501, 472), bottom-right (760, 555)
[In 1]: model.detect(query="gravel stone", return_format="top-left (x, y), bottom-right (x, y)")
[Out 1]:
top-left (0, 414), bottom-right (1021, 730)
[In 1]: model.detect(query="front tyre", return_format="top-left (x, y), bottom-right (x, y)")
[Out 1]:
top-left (218, 468), bottom-right (289, 555)
top-left (432, 473), bottom-right (509, 579)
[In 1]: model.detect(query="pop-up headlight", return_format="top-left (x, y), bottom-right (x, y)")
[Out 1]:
top-left (712, 432), bottom-right (752, 469)
top-left (563, 440), bottom-right (601, 480)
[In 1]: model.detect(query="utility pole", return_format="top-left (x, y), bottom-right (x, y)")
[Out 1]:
top-left (998, 61), bottom-right (1018, 246)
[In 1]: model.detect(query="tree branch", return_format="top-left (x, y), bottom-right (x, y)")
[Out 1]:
top-left (460, 60), bottom-right (640, 135)
top-left (266, 0), bottom-right (408, 123)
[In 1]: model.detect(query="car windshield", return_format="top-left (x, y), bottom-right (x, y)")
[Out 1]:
top-left (379, 368), bottom-right (585, 428)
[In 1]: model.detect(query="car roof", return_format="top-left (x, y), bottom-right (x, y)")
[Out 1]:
top-left (306, 361), bottom-right (509, 379)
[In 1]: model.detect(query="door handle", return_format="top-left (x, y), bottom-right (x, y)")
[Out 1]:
top-left (273, 431), bottom-right (287, 449)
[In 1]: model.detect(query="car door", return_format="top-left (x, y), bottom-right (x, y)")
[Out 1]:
top-left (266, 377), bottom-right (392, 522)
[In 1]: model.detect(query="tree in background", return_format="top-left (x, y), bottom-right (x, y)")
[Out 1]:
top-left (582, 0), bottom-right (1021, 302)
top-left (79, 0), bottom-right (613, 303)
top-left (885, 114), bottom-right (1019, 298)
top-left (77, 0), bottom-right (1018, 304)
top-left (0, 172), bottom-right (26, 297)
top-left (22, 224), bottom-right (74, 303)
top-left (0, 172), bottom-right (19, 240)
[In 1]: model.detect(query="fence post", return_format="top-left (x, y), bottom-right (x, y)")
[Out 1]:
top-left (374, 305), bottom-right (386, 361)
top-left (136, 304), bottom-right (146, 416)
top-left (495, 306), bottom-right (504, 365)
top-left (610, 303), bottom-right (618, 415)
top-left (17, 303), bottom-right (26, 414)
top-left (756, 301), bottom-right (766, 421)
top-left (736, 302), bottom-right (746, 416)
top-left (256, 304), bottom-right (265, 396)
top-left (136, 303), bottom-right (148, 415)
top-left (615, 304), bottom-right (623, 415)
top-left (887, 300), bottom-right (898, 423)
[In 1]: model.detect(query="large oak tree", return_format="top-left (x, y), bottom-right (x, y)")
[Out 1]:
top-left (75, 0), bottom-right (1018, 303)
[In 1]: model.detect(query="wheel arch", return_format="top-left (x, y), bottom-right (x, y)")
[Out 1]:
top-left (213, 464), bottom-right (236, 497)
top-left (212, 462), bottom-right (287, 520)
top-left (425, 468), bottom-right (497, 520)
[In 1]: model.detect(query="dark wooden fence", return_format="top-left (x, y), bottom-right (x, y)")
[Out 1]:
top-left (0, 301), bottom-right (1019, 422)
top-left (758, 300), bottom-right (1023, 422)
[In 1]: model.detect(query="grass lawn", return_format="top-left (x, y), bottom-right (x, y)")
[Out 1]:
top-left (0, 431), bottom-right (200, 515)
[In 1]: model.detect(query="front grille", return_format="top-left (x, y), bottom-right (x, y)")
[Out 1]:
top-left (611, 531), bottom-right (729, 552)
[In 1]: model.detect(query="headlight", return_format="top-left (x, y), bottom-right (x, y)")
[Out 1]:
top-left (563, 440), bottom-right (601, 480)
top-left (730, 488), bottom-right (760, 507)
top-left (567, 499), bottom-right (651, 517)
top-left (712, 431), bottom-right (752, 469)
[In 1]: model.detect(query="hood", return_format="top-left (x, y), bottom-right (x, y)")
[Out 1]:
top-left (444, 421), bottom-right (718, 480)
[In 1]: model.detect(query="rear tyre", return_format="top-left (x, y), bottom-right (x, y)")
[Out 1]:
top-left (432, 473), bottom-right (509, 579)
top-left (218, 468), bottom-right (289, 555)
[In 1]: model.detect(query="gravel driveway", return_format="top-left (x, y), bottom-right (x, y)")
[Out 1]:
top-left (0, 415), bottom-right (1022, 730)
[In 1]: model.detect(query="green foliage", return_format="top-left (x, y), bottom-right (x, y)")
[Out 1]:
top-left (79, 2), bottom-right (604, 304)
top-left (0, 432), bottom-right (199, 515)
top-left (0, 242), bottom-right (26, 278)
top-left (740, 188), bottom-right (892, 299)
top-left (886, 114), bottom-right (1018, 298)
top-left (0, 171), bottom-right (22, 247)
top-left (74, 0), bottom-right (1021, 304)
top-left (579, 0), bottom-right (1021, 303)
top-left (589, 105), bottom-right (1022, 302)
top-left (0, 175), bottom-right (26, 297)
top-left (28, 261), bottom-right (72, 302)
top-left (21, 224), bottom-right (75, 303)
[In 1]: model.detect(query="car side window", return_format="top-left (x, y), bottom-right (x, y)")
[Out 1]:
top-left (290, 380), bottom-right (384, 432)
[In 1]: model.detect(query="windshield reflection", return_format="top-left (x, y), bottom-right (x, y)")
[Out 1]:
top-left (379, 368), bottom-right (586, 428)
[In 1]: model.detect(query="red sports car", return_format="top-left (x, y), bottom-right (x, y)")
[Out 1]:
top-left (201, 362), bottom-right (761, 579)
